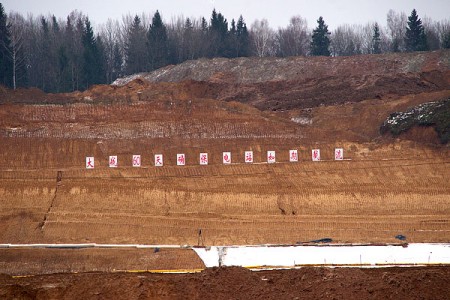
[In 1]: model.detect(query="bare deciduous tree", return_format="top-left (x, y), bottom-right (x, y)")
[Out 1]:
top-left (99, 18), bottom-right (122, 83)
top-left (331, 24), bottom-right (362, 56)
top-left (276, 16), bottom-right (309, 57)
top-left (8, 13), bottom-right (27, 89)
top-left (422, 17), bottom-right (441, 51)
top-left (435, 20), bottom-right (450, 48)
top-left (386, 9), bottom-right (407, 52)
top-left (250, 19), bottom-right (275, 57)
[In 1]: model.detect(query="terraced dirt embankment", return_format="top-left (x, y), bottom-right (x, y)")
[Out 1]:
top-left (1, 93), bottom-right (449, 246)
top-left (1, 154), bottom-right (449, 246)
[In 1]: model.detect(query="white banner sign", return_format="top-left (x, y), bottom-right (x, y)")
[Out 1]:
top-left (312, 149), bottom-right (320, 161)
top-left (245, 151), bottom-right (253, 163)
top-left (223, 152), bottom-right (231, 164)
top-left (86, 157), bottom-right (95, 169)
top-left (267, 151), bottom-right (276, 164)
top-left (200, 153), bottom-right (208, 165)
top-left (177, 153), bottom-right (186, 166)
top-left (289, 150), bottom-right (298, 162)
top-left (335, 148), bottom-right (344, 160)
top-left (132, 155), bottom-right (141, 167)
top-left (155, 154), bottom-right (163, 166)
top-left (109, 155), bottom-right (118, 168)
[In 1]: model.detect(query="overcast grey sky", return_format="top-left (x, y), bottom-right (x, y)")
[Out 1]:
top-left (2, 0), bottom-right (449, 29)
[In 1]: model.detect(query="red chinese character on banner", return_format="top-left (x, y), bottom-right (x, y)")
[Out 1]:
top-left (177, 154), bottom-right (185, 165)
top-left (312, 149), bottom-right (320, 161)
top-left (335, 148), bottom-right (343, 160)
top-left (223, 152), bottom-right (231, 164)
top-left (267, 151), bottom-right (276, 163)
top-left (155, 154), bottom-right (163, 166)
top-left (245, 151), bottom-right (253, 163)
top-left (109, 156), bottom-right (117, 167)
top-left (132, 155), bottom-right (141, 167)
top-left (200, 153), bottom-right (208, 165)
top-left (86, 157), bottom-right (94, 169)
top-left (290, 150), bottom-right (298, 162)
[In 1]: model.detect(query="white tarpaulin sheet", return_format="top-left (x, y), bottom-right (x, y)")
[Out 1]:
top-left (193, 244), bottom-right (450, 268)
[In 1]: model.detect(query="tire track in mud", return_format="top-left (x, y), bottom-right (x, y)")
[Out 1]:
top-left (39, 171), bottom-right (62, 231)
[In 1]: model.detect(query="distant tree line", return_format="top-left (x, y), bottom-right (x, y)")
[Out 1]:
top-left (0, 3), bottom-right (449, 92)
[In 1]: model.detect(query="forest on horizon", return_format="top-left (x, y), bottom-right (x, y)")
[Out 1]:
top-left (1, 2), bottom-right (449, 93)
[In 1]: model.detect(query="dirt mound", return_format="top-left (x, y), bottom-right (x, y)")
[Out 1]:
top-left (212, 71), bottom-right (449, 111)
top-left (110, 50), bottom-right (450, 111)
top-left (381, 98), bottom-right (450, 144)
top-left (0, 87), bottom-right (70, 104)
top-left (2, 51), bottom-right (449, 113)
top-left (115, 50), bottom-right (450, 85)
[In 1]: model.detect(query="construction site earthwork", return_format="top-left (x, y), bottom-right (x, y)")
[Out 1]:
top-left (1, 50), bottom-right (450, 299)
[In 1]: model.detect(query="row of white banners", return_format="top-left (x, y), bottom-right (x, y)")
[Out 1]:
top-left (85, 149), bottom-right (344, 169)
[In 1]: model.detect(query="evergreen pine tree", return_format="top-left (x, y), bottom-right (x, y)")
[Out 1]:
top-left (57, 45), bottom-right (69, 91)
top-left (310, 16), bottom-right (331, 56)
top-left (236, 15), bottom-right (250, 57)
top-left (51, 16), bottom-right (63, 92)
top-left (228, 19), bottom-right (237, 58)
top-left (125, 15), bottom-right (148, 74)
top-left (0, 3), bottom-right (13, 88)
top-left (95, 35), bottom-right (106, 83)
top-left (82, 18), bottom-right (103, 88)
top-left (201, 17), bottom-right (208, 32)
top-left (209, 9), bottom-right (229, 57)
top-left (230, 19), bottom-right (236, 36)
top-left (112, 42), bottom-right (123, 80)
top-left (200, 17), bottom-right (209, 57)
top-left (147, 10), bottom-right (169, 70)
top-left (405, 9), bottom-right (428, 52)
top-left (60, 16), bottom-right (72, 92)
top-left (38, 16), bottom-right (63, 92)
top-left (372, 23), bottom-right (382, 54)
top-left (443, 31), bottom-right (450, 49)
top-left (179, 18), bottom-right (194, 61)
top-left (40, 17), bottom-right (51, 91)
